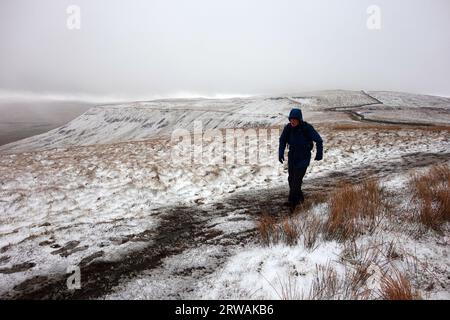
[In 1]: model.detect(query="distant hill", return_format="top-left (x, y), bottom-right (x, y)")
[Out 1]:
top-left (1, 90), bottom-right (449, 154)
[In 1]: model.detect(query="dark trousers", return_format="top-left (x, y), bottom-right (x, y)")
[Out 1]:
top-left (288, 165), bottom-right (307, 205)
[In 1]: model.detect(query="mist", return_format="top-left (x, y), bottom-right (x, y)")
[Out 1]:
top-left (1, 0), bottom-right (449, 102)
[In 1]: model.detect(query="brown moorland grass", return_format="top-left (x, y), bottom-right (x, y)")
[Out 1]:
top-left (258, 214), bottom-right (279, 246)
top-left (409, 164), bottom-right (450, 231)
top-left (378, 271), bottom-right (421, 300)
top-left (258, 214), bottom-right (299, 247)
top-left (259, 178), bottom-right (390, 246)
top-left (325, 179), bottom-right (388, 242)
top-left (281, 217), bottom-right (299, 246)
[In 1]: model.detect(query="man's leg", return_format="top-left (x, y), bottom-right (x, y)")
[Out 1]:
top-left (288, 165), bottom-right (307, 206)
top-left (288, 163), bottom-right (296, 204)
top-left (297, 166), bottom-right (308, 203)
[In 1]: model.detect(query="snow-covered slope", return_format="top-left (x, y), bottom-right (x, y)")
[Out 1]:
top-left (0, 97), bottom-right (294, 153)
top-left (2, 90), bottom-right (449, 154)
top-left (367, 91), bottom-right (450, 108)
top-left (354, 91), bottom-right (450, 125)
top-left (289, 89), bottom-right (379, 109)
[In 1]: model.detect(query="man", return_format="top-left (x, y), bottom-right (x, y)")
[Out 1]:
top-left (279, 108), bottom-right (323, 211)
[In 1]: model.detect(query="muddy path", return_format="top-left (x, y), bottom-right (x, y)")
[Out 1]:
top-left (3, 149), bottom-right (449, 300)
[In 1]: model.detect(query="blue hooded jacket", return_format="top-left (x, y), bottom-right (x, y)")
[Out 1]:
top-left (279, 108), bottom-right (323, 168)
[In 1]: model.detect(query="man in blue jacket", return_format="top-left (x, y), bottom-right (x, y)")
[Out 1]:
top-left (279, 108), bottom-right (323, 211)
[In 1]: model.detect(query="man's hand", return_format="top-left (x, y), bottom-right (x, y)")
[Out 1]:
top-left (279, 155), bottom-right (284, 164)
top-left (314, 154), bottom-right (323, 161)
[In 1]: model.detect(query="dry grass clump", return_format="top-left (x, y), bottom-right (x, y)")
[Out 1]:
top-left (298, 215), bottom-right (323, 250)
top-left (258, 214), bottom-right (279, 246)
top-left (258, 215), bottom-right (299, 247)
top-left (274, 274), bottom-right (302, 300)
top-left (378, 271), bottom-right (421, 300)
top-left (258, 214), bottom-right (324, 250)
top-left (260, 178), bottom-right (391, 246)
top-left (325, 179), bottom-right (388, 241)
top-left (281, 218), bottom-right (299, 246)
top-left (308, 264), bottom-right (340, 300)
top-left (306, 246), bottom-right (421, 300)
top-left (259, 272), bottom-right (303, 300)
top-left (307, 262), bottom-right (373, 300)
top-left (409, 164), bottom-right (450, 231)
top-left (339, 241), bottom-right (380, 298)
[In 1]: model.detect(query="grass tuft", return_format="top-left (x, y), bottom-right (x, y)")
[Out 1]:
top-left (379, 271), bottom-right (421, 300)
top-left (409, 164), bottom-right (450, 231)
top-left (325, 179), bottom-right (388, 241)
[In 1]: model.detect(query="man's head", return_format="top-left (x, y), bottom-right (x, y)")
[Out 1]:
top-left (288, 108), bottom-right (303, 127)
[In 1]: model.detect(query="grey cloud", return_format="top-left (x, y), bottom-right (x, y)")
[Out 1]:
top-left (0, 0), bottom-right (449, 101)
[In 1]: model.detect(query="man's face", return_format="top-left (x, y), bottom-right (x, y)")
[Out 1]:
top-left (290, 118), bottom-right (300, 127)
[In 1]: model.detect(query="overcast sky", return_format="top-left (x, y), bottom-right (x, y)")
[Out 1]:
top-left (0, 0), bottom-right (449, 101)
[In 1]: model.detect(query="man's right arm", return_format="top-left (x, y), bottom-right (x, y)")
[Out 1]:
top-left (278, 125), bottom-right (289, 163)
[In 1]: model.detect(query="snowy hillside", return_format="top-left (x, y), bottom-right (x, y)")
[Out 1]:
top-left (0, 97), bottom-right (293, 153)
top-left (2, 90), bottom-right (448, 154)
top-left (355, 91), bottom-right (450, 125)
top-left (0, 90), bottom-right (449, 300)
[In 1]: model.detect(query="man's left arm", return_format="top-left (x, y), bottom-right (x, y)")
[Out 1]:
top-left (308, 125), bottom-right (323, 161)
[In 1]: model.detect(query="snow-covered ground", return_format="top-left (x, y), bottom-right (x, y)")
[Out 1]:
top-left (192, 175), bottom-right (450, 300)
top-left (0, 90), bottom-right (449, 299)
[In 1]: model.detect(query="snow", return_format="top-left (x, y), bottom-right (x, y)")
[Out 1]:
top-left (191, 182), bottom-right (450, 300)
top-left (0, 97), bottom-right (294, 153)
top-left (367, 91), bottom-right (450, 109)
top-left (0, 90), bottom-right (449, 299)
top-left (103, 245), bottom-right (227, 300)
top-left (3, 90), bottom-right (447, 154)
top-left (194, 241), bottom-right (343, 300)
